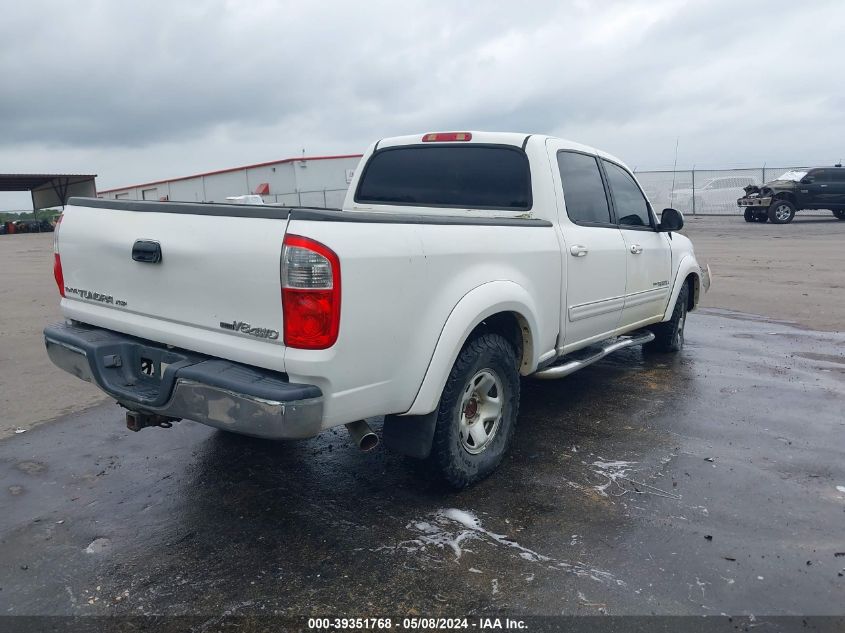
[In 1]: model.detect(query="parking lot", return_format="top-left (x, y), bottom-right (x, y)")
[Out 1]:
top-left (1, 216), bottom-right (844, 619)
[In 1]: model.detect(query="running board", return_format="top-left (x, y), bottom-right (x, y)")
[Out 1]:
top-left (533, 331), bottom-right (655, 380)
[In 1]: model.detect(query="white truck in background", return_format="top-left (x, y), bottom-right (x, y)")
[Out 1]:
top-left (45, 131), bottom-right (709, 488)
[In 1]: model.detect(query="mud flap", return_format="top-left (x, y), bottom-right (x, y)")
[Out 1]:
top-left (383, 410), bottom-right (438, 459)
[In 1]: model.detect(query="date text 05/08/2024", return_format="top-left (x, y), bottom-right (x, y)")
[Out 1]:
top-left (307, 617), bottom-right (528, 630)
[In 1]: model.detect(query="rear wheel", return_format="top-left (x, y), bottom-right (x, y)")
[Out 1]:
top-left (646, 283), bottom-right (688, 353)
top-left (833, 210), bottom-right (845, 220)
top-left (426, 333), bottom-right (520, 489)
top-left (768, 200), bottom-right (796, 224)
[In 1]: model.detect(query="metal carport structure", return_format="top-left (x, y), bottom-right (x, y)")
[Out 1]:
top-left (0, 174), bottom-right (97, 210)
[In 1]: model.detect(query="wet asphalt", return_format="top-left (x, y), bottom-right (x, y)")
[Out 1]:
top-left (1, 309), bottom-right (843, 618)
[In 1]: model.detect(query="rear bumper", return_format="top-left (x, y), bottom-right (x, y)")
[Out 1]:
top-left (44, 322), bottom-right (324, 439)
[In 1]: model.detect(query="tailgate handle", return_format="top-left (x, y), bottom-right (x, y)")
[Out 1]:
top-left (132, 240), bottom-right (162, 264)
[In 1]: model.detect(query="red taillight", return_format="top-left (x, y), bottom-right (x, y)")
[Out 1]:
top-left (53, 215), bottom-right (65, 297)
top-left (422, 132), bottom-right (472, 142)
top-left (281, 234), bottom-right (341, 349)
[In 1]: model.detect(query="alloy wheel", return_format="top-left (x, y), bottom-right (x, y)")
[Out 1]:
top-left (458, 369), bottom-right (504, 454)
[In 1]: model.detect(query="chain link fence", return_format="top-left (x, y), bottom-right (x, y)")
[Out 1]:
top-left (632, 166), bottom-right (830, 216)
top-left (261, 173), bottom-right (832, 216)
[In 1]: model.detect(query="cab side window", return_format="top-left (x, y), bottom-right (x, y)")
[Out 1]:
top-left (830, 168), bottom-right (845, 183)
top-left (602, 160), bottom-right (652, 228)
top-left (557, 152), bottom-right (613, 225)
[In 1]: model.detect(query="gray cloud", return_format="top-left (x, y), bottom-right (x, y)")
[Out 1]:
top-left (0, 0), bottom-right (842, 204)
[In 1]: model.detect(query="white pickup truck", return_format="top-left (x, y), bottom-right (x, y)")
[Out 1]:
top-left (45, 131), bottom-right (709, 488)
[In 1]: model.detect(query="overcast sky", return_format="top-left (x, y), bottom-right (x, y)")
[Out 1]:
top-left (2, 0), bottom-right (843, 209)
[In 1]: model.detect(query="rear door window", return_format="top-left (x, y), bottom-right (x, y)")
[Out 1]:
top-left (556, 151), bottom-right (613, 225)
top-left (602, 160), bottom-right (653, 228)
top-left (355, 145), bottom-right (531, 210)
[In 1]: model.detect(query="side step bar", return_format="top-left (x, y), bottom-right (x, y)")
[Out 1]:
top-left (533, 330), bottom-right (655, 380)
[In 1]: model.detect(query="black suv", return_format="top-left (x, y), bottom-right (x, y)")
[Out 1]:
top-left (737, 165), bottom-right (845, 224)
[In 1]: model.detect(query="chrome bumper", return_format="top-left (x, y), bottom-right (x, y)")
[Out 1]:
top-left (135, 377), bottom-right (323, 439)
top-left (45, 323), bottom-right (324, 440)
top-left (738, 196), bottom-right (772, 207)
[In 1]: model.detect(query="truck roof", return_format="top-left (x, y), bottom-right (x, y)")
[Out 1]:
top-left (375, 131), bottom-right (630, 171)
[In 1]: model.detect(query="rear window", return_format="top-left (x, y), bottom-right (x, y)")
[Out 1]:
top-left (557, 151), bottom-right (612, 225)
top-left (355, 145), bottom-right (532, 210)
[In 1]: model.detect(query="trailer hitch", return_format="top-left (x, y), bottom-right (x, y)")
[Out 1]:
top-left (125, 411), bottom-right (180, 432)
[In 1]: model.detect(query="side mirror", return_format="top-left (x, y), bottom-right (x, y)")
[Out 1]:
top-left (659, 208), bottom-right (684, 232)
top-left (800, 176), bottom-right (813, 184)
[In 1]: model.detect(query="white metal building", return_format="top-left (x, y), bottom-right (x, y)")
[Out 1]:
top-left (97, 154), bottom-right (363, 208)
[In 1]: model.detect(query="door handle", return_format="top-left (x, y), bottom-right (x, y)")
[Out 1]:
top-left (570, 245), bottom-right (588, 257)
top-left (132, 240), bottom-right (162, 263)
top-left (820, 184), bottom-right (828, 188)
top-left (630, 244), bottom-right (643, 254)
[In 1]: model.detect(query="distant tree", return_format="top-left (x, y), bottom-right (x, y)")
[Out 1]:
top-left (0, 209), bottom-right (61, 222)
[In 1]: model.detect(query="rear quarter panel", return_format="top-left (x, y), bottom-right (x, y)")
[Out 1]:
top-left (283, 219), bottom-right (561, 427)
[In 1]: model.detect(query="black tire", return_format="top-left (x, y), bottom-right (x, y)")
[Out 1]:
top-left (768, 199), bottom-right (796, 224)
top-left (426, 333), bottom-right (520, 489)
top-left (646, 283), bottom-right (688, 353)
top-left (743, 208), bottom-right (755, 222)
top-left (833, 210), bottom-right (845, 220)
top-left (757, 213), bottom-right (769, 223)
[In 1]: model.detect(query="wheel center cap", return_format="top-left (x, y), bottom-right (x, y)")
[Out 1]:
top-left (464, 397), bottom-right (479, 420)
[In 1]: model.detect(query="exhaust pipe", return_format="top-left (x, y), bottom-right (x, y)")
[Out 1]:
top-left (345, 420), bottom-right (379, 452)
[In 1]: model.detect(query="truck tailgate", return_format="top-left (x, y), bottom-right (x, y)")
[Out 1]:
top-left (57, 200), bottom-right (289, 372)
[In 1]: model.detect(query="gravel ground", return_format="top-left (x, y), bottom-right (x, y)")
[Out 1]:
top-left (0, 233), bottom-right (106, 438)
top-left (682, 214), bottom-right (845, 333)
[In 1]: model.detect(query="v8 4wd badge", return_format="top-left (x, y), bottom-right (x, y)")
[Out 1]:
top-left (219, 320), bottom-right (279, 340)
